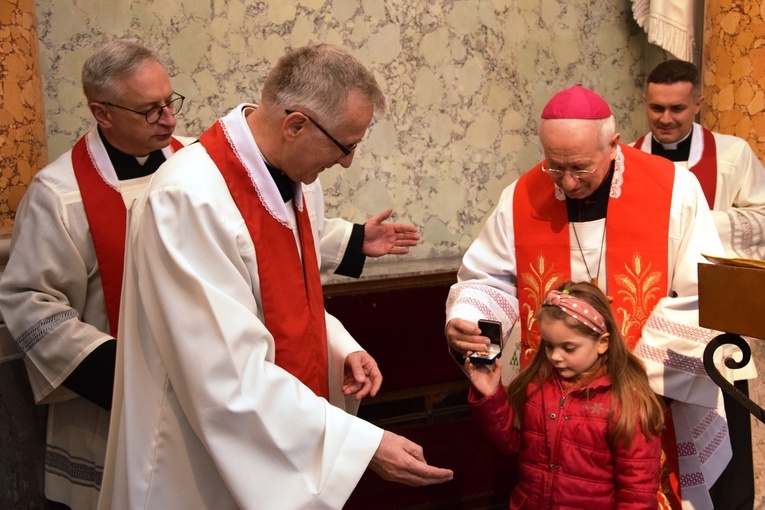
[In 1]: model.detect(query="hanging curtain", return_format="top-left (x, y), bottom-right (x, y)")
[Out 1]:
top-left (631, 0), bottom-right (695, 61)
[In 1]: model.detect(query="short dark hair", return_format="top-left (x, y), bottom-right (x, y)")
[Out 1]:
top-left (646, 60), bottom-right (701, 94)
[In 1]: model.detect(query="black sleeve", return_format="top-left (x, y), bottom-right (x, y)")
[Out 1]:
top-left (332, 223), bottom-right (367, 279)
top-left (62, 339), bottom-right (116, 410)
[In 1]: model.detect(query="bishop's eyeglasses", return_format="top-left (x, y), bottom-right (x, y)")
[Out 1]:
top-left (99, 92), bottom-right (185, 125)
top-left (542, 149), bottom-right (608, 180)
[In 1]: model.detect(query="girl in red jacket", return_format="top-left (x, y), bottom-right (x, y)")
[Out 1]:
top-left (467, 281), bottom-right (665, 509)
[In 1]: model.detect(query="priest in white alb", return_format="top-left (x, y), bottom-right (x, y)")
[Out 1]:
top-left (98, 44), bottom-right (453, 510)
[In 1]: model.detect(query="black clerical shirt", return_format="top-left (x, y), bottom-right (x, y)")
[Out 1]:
top-left (650, 130), bottom-right (693, 163)
top-left (99, 127), bottom-right (168, 179)
top-left (565, 161), bottom-right (614, 222)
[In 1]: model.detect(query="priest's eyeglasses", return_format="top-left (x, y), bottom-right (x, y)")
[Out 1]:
top-left (285, 109), bottom-right (357, 156)
top-left (100, 93), bottom-right (185, 124)
top-left (542, 150), bottom-right (607, 180)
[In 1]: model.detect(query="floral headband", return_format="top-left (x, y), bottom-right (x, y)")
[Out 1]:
top-left (543, 290), bottom-right (607, 335)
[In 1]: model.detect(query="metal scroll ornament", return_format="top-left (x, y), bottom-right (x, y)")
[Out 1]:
top-left (703, 333), bottom-right (765, 423)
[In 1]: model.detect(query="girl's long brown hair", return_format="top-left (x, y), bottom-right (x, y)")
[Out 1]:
top-left (506, 281), bottom-right (664, 448)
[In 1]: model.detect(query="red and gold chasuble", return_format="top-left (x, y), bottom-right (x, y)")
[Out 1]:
top-left (635, 128), bottom-right (717, 209)
top-left (198, 121), bottom-right (329, 399)
top-left (513, 144), bottom-right (674, 363)
top-left (72, 133), bottom-right (184, 337)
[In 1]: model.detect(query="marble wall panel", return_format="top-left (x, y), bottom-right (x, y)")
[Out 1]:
top-left (0, 0), bottom-right (47, 236)
top-left (32, 0), bottom-right (649, 274)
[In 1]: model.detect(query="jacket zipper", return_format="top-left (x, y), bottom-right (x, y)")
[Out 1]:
top-left (543, 392), bottom-right (569, 508)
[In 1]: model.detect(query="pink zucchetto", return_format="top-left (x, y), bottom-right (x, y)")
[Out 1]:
top-left (540, 84), bottom-right (612, 120)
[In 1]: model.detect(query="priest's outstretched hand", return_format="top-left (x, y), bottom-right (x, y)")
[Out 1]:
top-left (362, 208), bottom-right (420, 256)
top-left (369, 431), bottom-right (454, 486)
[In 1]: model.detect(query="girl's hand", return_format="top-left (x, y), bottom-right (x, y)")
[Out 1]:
top-left (464, 354), bottom-right (502, 398)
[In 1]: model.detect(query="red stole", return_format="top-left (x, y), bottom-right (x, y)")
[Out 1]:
top-left (198, 120), bottom-right (329, 398)
top-left (513, 144), bottom-right (673, 364)
top-left (635, 128), bottom-right (717, 209)
top-left (72, 133), bottom-right (184, 337)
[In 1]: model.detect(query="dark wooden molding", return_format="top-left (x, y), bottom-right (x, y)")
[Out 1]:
top-left (323, 270), bottom-right (458, 297)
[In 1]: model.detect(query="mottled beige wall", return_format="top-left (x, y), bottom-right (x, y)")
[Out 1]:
top-left (32, 0), bottom-right (650, 274)
top-left (702, 1), bottom-right (765, 506)
top-left (0, 0), bottom-right (47, 235)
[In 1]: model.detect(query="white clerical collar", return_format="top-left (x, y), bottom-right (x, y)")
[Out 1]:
top-left (654, 128), bottom-right (692, 150)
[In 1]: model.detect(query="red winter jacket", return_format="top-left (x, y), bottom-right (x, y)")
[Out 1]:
top-left (469, 373), bottom-right (661, 509)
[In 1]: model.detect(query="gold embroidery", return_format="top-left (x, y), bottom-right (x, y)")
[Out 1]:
top-left (520, 255), bottom-right (564, 361)
top-left (613, 252), bottom-right (662, 349)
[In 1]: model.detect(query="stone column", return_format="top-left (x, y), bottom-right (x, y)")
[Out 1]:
top-left (0, 3), bottom-right (48, 508)
top-left (701, 0), bottom-right (765, 159)
top-left (0, 0), bottom-right (48, 236)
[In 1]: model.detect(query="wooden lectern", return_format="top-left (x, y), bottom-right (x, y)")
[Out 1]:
top-left (698, 257), bottom-right (765, 423)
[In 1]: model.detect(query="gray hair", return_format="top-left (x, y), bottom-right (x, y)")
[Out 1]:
top-left (596, 116), bottom-right (616, 149)
top-left (539, 115), bottom-right (616, 150)
top-left (260, 44), bottom-right (386, 130)
top-left (82, 40), bottom-right (164, 103)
